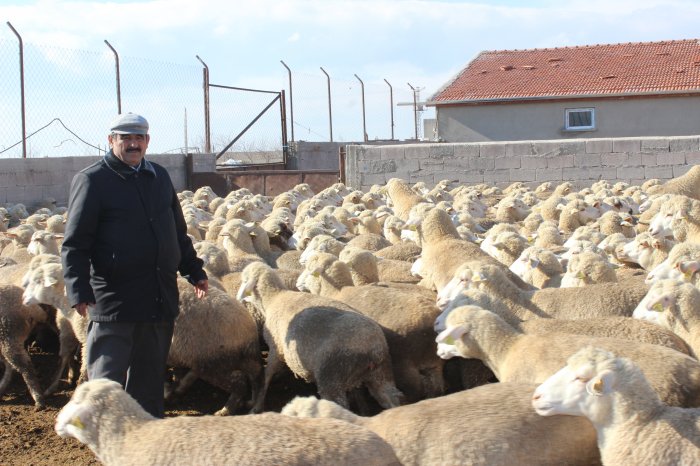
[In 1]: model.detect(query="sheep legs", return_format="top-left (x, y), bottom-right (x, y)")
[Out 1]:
top-left (0, 346), bottom-right (45, 408)
top-left (250, 347), bottom-right (284, 414)
top-left (44, 339), bottom-right (80, 396)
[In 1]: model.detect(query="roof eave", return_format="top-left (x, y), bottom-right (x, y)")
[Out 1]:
top-left (426, 89), bottom-right (700, 107)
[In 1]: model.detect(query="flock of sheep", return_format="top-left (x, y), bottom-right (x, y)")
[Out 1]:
top-left (3, 165), bottom-right (700, 465)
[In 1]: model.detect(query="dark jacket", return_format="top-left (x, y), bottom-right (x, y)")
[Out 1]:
top-left (61, 151), bottom-right (207, 322)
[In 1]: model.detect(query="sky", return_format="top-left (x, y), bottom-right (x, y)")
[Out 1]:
top-left (1, 0), bottom-right (699, 156)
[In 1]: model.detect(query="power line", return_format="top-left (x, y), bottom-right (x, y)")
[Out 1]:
top-left (0, 118), bottom-right (105, 155)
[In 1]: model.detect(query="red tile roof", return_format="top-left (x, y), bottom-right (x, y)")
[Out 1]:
top-left (430, 39), bottom-right (700, 104)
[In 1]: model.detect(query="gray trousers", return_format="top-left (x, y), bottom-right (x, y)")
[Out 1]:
top-left (86, 320), bottom-right (174, 418)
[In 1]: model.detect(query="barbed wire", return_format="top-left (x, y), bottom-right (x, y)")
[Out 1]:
top-left (0, 117), bottom-right (105, 155)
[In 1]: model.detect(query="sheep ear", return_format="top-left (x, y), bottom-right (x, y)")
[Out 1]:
top-left (44, 275), bottom-right (58, 288)
top-left (529, 258), bottom-right (540, 268)
top-left (235, 278), bottom-right (256, 302)
top-left (674, 210), bottom-right (688, 220)
top-left (576, 271), bottom-right (586, 280)
top-left (435, 324), bottom-right (468, 346)
top-left (586, 370), bottom-right (616, 396)
top-left (555, 204), bottom-right (566, 211)
top-left (678, 261), bottom-right (700, 276)
top-left (647, 294), bottom-right (672, 312)
top-left (620, 221), bottom-right (633, 227)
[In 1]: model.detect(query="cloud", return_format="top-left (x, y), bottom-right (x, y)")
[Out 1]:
top-left (287, 32), bottom-right (301, 42)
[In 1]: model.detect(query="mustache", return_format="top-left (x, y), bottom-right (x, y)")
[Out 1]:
top-left (126, 148), bottom-right (142, 153)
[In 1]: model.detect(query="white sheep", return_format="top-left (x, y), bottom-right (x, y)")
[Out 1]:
top-left (633, 278), bottom-right (700, 357)
top-left (237, 262), bottom-right (402, 411)
top-left (436, 305), bottom-right (700, 407)
top-left (56, 378), bottom-right (401, 466)
top-left (436, 261), bottom-right (648, 323)
top-left (560, 250), bottom-right (617, 288)
top-left (646, 242), bottom-right (700, 286)
top-left (533, 346), bottom-right (700, 465)
top-left (419, 208), bottom-right (531, 293)
top-left (509, 246), bottom-right (563, 289)
top-left (282, 382), bottom-right (600, 466)
top-left (0, 284), bottom-right (50, 408)
top-left (297, 252), bottom-right (443, 401)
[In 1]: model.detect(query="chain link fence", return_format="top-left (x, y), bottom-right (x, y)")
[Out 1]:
top-left (1, 28), bottom-right (432, 161)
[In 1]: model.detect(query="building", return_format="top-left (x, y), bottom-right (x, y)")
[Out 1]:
top-left (428, 39), bottom-right (700, 142)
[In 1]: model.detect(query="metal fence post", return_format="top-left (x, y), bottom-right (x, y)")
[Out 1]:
top-left (104, 40), bottom-right (121, 114)
top-left (384, 79), bottom-right (395, 140)
top-left (320, 66), bottom-right (333, 142)
top-left (354, 74), bottom-right (367, 142)
top-left (195, 55), bottom-right (211, 153)
top-left (280, 60), bottom-right (294, 142)
top-left (7, 22), bottom-right (26, 158)
top-left (407, 82), bottom-right (418, 140)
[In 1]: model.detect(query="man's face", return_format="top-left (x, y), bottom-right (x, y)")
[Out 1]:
top-left (109, 133), bottom-right (150, 167)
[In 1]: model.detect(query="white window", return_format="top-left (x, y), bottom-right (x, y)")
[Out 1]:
top-left (565, 108), bottom-right (595, 131)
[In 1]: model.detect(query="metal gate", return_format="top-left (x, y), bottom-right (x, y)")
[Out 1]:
top-left (198, 58), bottom-right (288, 167)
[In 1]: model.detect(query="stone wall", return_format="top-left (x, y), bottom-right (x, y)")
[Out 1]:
top-left (344, 136), bottom-right (700, 191)
top-left (0, 153), bottom-right (216, 208)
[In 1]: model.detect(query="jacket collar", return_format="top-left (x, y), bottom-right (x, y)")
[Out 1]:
top-left (103, 150), bottom-right (157, 179)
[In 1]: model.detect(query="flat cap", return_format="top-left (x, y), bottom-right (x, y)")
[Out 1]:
top-left (109, 113), bottom-right (149, 135)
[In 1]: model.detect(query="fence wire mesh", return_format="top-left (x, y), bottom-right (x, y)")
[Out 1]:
top-left (0, 32), bottom-right (432, 160)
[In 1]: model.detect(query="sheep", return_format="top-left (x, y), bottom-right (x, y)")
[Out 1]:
top-left (537, 182), bottom-right (573, 220)
top-left (297, 252), bottom-right (444, 401)
top-left (165, 279), bottom-right (263, 416)
top-left (597, 232), bottom-right (631, 266)
top-left (558, 199), bottom-right (599, 233)
top-left (217, 220), bottom-right (266, 272)
top-left (1, 223), bottom-right (36, 262)
top-left (508, 246), bottom-right (563, 289)
top-left (562, 225), bottom-right (607, 248)
top-left (381, 214), bottom-right (405, 245)
top-left (485, 230), bottom-right (528, 267)
top-left (385, 178), bottom-right (427, 221)
top-left (533, 221), bottom-right (565, 249)
top-left (648, 194), bottom-right (698, 242)
top-left (282, 382), bottom-right (600, 466)
top-left (26, 230), bottom-right (63, 256)
top-left (519, 211), bottom-right (545, 237)
top-left (533, 346), bottom-right (700, 465)
top-left (648, 164), bottom-right (700, 200)
top-left (0, 284), bottom-right (51, 408)
top-left (595, 210), bottom-right (636, 237)
top-left (373, 240), bottom-right (422, 263)
top-left (618, 231), bottom-right (673, 271)
top-left (436, 306), bottom-right (700, 407)
top-left (494, 196), bottom-right (530, 223)
top-left (56, 379), bottom-right (401, 466)
top-left (418, 208), bottom-right (532, 292)
top-left (437, 287), bottom-right (691, 356)
top-left (339, 247), bottom-right (431, 294)
top-left (344, 232), bottom-right (392, 252)
top-left (633, 279), bottom-right (700, 357)
top-left (646, 242), bottom-right (700, 286)
top-left (560, 250), bottom-right (617, 288)
top-left (436, 261), bottom-right (648, 323)
top-left (236, 262), bottom-right (402, 411)
top-left (22, 263), bottom-right (90, 395)
top-left (480, 222), bottom-right (519, 257)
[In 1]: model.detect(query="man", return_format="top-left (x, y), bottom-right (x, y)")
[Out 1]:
top-left (61, 113), bottom-right (208, 418)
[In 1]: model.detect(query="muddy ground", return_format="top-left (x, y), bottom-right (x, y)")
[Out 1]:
top-left (0, 342), bottom-right (318, 466)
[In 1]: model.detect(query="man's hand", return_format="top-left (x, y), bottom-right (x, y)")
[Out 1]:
top-left (74, 302), bottom-right (93, 317)
top-left (194, 279), bottom-right (209, 299)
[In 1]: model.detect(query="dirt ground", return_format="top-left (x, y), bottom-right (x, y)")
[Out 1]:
top-left (0, 339), bottom-right (318, 466)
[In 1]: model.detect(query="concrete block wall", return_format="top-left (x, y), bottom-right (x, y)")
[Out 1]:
top-left (0, 153), bottom-right (216, 208)
top-left (345, 136), bottom-right (700, 191)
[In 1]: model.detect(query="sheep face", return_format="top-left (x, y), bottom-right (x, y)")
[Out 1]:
top-left (436, 267), bottom-right (484, 310)
top-left (509, 248), bottom-right (541, 284)
top-left (632, 279), bottom-right (689, 326)
top-left (532, 347), bottom-right (617, 422)
top-left (22, 263), bottom-right (65, 310)
top-left (646, 257), bottom-right (700, 285)
top-left (648, 208), bottom-right (681, 239)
